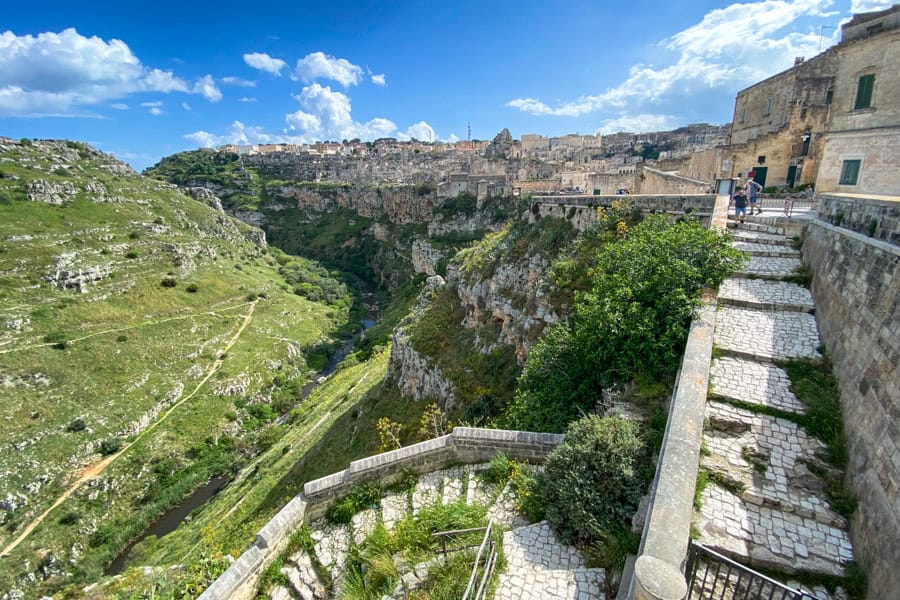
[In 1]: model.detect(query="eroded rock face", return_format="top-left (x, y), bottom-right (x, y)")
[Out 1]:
top-left (272, 185), bottom-right (437, 224)
top-left (187, 186), bottom-right (225, 212)
top-left (388, 275), bottom-right (458, 409)
top-left (453, 254), bottom-right (561, 365)
top-left (25, 179), bottom-right (78, 204)
top-left (411, 238), bottom-right (445, 276)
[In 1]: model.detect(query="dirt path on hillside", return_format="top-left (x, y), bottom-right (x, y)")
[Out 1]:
top-left (0, 300), bottom-right (254, 356)
top-left (0, 300), bottom-right (258, 558)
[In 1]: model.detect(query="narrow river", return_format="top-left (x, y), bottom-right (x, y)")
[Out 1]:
top-left (105, 317), bottom-right (375, 575)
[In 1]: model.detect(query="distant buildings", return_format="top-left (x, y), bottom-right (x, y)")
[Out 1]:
top-left (719, 3), bottom-right (899, 195)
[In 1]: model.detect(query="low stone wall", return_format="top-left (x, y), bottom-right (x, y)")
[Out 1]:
top-left (199, 427), bottom-right (563, 600)
top-left (631, 194), bottom-right (730, 600)
top-left (815, 193), bottom-right (900, 245)
top-left (802, 219), bottom-right (900, 600)
top-left (530, 195), bottom-right (717, 231)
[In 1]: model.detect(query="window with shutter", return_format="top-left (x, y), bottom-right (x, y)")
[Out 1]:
top-left (839, 160), bottom-right (861, 185)
top-left (854, 74), bottom-right (875, 109)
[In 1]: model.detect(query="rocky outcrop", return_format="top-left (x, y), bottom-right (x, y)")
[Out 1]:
top-left (411, 238), bottom-right (445, 276)
top-left (388, 276), bottom-right (457, 409)
top-left (271, 184), bottom-right (437, 224)
top-left (187, 186), bottom-right (225, 212)
top-left (25, 179), bottom-right (77, 204)
top-left (453, 254), bottom-right (561, 364)
top-left (244, 227), bottom-right (268, 249)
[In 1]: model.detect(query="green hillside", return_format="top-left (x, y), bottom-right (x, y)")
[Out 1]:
top-left (0, 139), bottom-right (353, 596)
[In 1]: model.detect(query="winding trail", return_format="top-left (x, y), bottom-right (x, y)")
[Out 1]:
top-left (0, 300), bottom-right (254, 356)
top-left (0, 300), bottom-right (258, 558)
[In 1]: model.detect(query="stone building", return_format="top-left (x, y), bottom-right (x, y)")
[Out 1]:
top-left (815, 5), bottom-right (900, 195)
top-left (726, 51), bottom-right (838, 188)
top-left (437, 173), bottom-right (509, 200)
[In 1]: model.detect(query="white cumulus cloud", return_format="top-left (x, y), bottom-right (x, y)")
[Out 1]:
top-left (285, 82), bottom-right (397, 141)
top-left (149, 107), bottom-right (164, 116)
top-left (140, 101), bottom-right (163, 108)
top-left (850, 0), bottom-right (893, 12)
top-left (294, 52), bottom-right (363, 87)
top-left (221, 76), bottom-right (256, 87)
top-left (185, 120), bottom-right (304, 148)
top-left (596, 113), bottom-right (679, 134)
top-left (238, 96), bottom-right (257, 102)
top-left (193, 74), bottom-right (222, 102)
top-left (371, 73), bottom-right (386, 86)
top-left (0, 28), bottom-right (224, 116)
top-left (181, 102), bottom-right (191, 111)
top-left (243, 52), bottom-right (287, 76)
top-left (109, 102), bottom-right (129, 110)
top-left (507, 0), bottom-right (840, 119)
top-left (400, 121), bottom-right (437, 142)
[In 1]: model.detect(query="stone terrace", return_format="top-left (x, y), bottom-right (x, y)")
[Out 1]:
top-left (694, 221), bottom-right (855, 582)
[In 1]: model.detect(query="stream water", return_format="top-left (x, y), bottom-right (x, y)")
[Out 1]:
top-left (105, 315), bottom-right (376, 575)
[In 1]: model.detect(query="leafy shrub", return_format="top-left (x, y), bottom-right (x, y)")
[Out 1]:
top-left (480, 453), bottom-right (516, 485)
top-left (326, 484), bottom-right (382, 524)
top-left (116, 334), bottom-right (128, 342)
top-left (99, 438), bottom-right (123, 455)
top-left (58, 511), bottom-right (81, 526)
top-left (66, 417), bottom-right (86, 432)
top-left (125, 250), bottom-right (138, 259)
top-left (246, 403), bottom-right (276, 422)
top-left (44, 331), bottom-right (68, 349)
top-left (507, 216), bottom-right (744, 432)
top-left (160, 277), bottom-right (177, 288)
top-left (543, 415), bottom-right (645, 546)
top-left (186, 283), bottom-right (199, 293)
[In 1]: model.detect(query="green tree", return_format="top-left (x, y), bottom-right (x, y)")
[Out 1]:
top-left (543, 415), bottom-right (645, 545)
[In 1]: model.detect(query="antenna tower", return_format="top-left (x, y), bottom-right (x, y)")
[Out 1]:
top-left (467, 121), bottom-right (472, 142)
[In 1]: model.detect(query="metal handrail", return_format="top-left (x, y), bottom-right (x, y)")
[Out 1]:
top-left (462, 520), bottom-right (494, 600)
top-left (685, 542), bottom-right (825, 600)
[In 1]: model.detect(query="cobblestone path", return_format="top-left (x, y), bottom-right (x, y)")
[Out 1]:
top-left (696, 222), bottom-right (855, 582)
top-left (270, 464), bottom-right (604, 599)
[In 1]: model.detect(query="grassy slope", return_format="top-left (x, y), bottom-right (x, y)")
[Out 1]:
top-left (0, 141), bottom-right (350, 595)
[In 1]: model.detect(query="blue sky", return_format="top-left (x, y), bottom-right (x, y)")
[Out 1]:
top-left (0, 0), bottom-right (891, 170)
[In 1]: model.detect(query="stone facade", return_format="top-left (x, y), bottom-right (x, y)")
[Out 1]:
top-left (802, 217), bottom-right (900, 600)
top-left (816, 193), bottom-right (900, 244)
top-left (815, 15), bottom-right (900, 194)
top-left (726, 51), bottom-right (837, 189)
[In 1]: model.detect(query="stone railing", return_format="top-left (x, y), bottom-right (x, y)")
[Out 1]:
top-left (529, 195), bottom-right (718, 231)
top-left (198, 427), bottom-right (563, 600)
top-left (630, 194), bottom-right (730, 600)
top-left (815, 193), bottom-right (900, 245)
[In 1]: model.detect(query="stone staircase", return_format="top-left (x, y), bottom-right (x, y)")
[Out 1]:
top-left (270, 464), bottom-right (604, 599)
top-left (695, 222), bottom-right (854, 580)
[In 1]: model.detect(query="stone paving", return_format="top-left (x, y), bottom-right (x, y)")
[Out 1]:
top-left (710, 357), bottom-right (804, 413)
top-left (738, 256), bottom-right (802, 278)
top-left (733, 241), bottom-right (800, 257)
top-left (698, 223), bottom-right (855, 585)
top-left (496, 521), bottom-right (606, 600)
top-left (270, 463), bottom-right (602, 599)
top-left (732, 230), bottom-right (798, 245)
top-left (718, 278), bottom-right (813, 312)
top-left (715, 306), bottom-right (821, 361)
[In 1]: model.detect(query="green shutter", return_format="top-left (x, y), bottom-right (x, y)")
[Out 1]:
top-left (839, 160), bottom-right (861, 185)
top-left (855, 74), bottom-right (875, 109)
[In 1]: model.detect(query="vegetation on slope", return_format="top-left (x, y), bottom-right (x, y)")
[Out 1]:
top-left (0, 139), bottom-right (354, 596)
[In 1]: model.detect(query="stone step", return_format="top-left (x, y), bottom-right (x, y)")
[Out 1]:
top-left (717, 278), bottom-right (813, 313)
top-left (727, 221), bottom-right (786, 236)
top-left (503, 521), bottom-right (585, 571)
top-left (733, 241), bottom-right (800, 258)
top-left (709, 357), bottom-right (805, 413)
top-left (731, 230), bottom-right (794, 246)
top-left (696, 482), bottom-right (852, 578)
top-left (496, 567), bottom-right (607, 600)
top-left (736, 256), bottom-right (803, 279)
top-left (702, 401), bottom-right (845, 528)
top-left (714, 307), bottom-right (822, 361)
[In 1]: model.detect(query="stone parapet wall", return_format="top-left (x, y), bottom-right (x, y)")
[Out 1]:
top-left (530, 195), bottom-right (717, 232)
top-left (802, 219), bottom-right (900, 600)
top-left (815, 193), bottom-right (900, 245)
top-left (199, 427), bottom-right (563, 600)
top-left (631, 194), bottom-right (730, 600)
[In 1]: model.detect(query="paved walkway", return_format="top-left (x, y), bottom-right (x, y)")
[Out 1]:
top-left (695, 221), bottom-right (854, 580)
top-left (270, 465), bottom-right (605, 599)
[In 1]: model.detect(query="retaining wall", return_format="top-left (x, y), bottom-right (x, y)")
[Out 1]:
top-left (815, 193), bottom-right (900, 245)
top-left (802, 218), bottom-right (900, 600)
top-left (198, 427), bottom-right (563, 600)
top-left (631, 194), bottom-right (730, 600)
top-left (530, 195), bottom-right (717, 231)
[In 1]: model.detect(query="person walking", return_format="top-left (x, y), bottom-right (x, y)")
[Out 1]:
top-left (731, 189), bottom-right (748, 223)
top-left (746, 177), bottom-right (763, 215)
